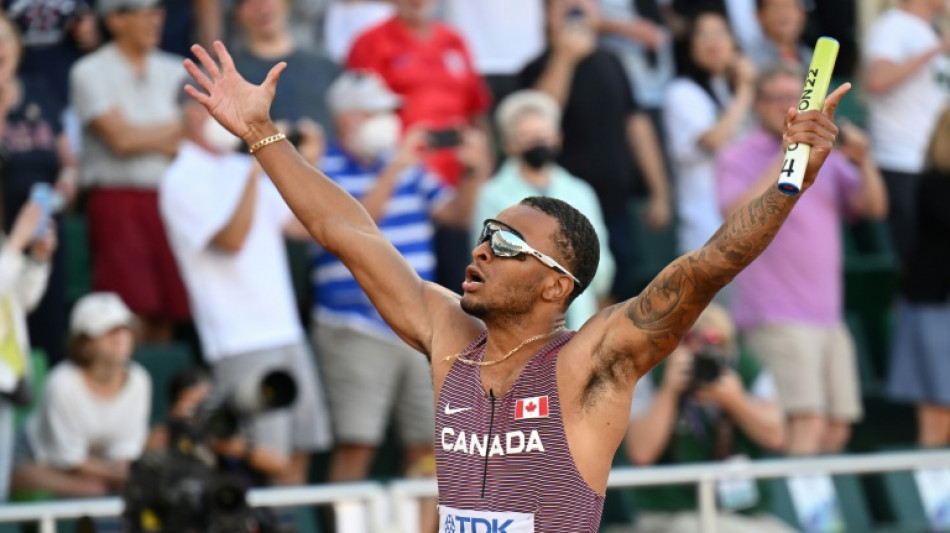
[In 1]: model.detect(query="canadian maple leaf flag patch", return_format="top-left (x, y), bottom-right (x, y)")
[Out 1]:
top-left (514, 395), bottom-right (549, 420)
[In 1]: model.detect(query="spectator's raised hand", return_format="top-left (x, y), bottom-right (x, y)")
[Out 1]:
top-left (553, 24), bottom-right (596, 64)
top-left (694, 369), bottom-right (745, 409)
top-left (456, 128), bottom-right (493, 179)
top-left (391, 126), bottom-right (429, 170)
top-left (184, 41), bottom-right (286, 143)
top-left (644, 193), bottom-right (672, 231)
top-left (659, 346), bottom-right (692, 395)
top-left (837, 119), bottom-right (870, 165)
top-left (7, 201), bottom-right (44, 252)
top-left (29, 222), bottom-right (58, 263)
top-left (730, 56), bottom-right (758, 88)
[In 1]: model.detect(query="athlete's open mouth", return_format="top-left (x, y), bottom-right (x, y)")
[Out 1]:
top-left (462, 266), bottom-right (485, 292)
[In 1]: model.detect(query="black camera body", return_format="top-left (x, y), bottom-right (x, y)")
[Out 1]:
top-left (690, 346), bottom-right (728, 389)
top-left (123, 371), bottom-right (297, 533)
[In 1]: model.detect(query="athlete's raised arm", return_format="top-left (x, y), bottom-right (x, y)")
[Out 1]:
top-left (591, 82), bottom-right (852, 386)
top-left (183, 42), bottom-right (459, 354)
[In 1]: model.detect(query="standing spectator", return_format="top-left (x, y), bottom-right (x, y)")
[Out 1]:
top-left (664, 10), bottom-right (756, 255)
top-left (346, 0), bottom-right (492, 292)
top-left (887, 106), bottom-right (950, 448)
top-left (323, 0), bottom-right (395, 63)
top-left (716, 64), bottom-right (888, 455)
top-left (863, 0), bottom-right (950, 267)
top-left (159, 0), bottom-right (222, 58)
top-left (520, 0), bottom-right (670, 301)
top-left (3, 0), bottom-right (101, 108)
top-left (442, 0), bottom-right (545, 105)
top-left (159, 91), bottom-right (333, 486)
top-left (231, 0), bottom-right (339, 133)
top-left (624, 304), bottom-right (793, 533)
top-left (666, 0), bottom-right (764, 56)
top-left (0, 13), bottom-right (76, 364)
top-left (471, 89), bottom-right (614, 329)
top-left (11, 292), bottom-right (151, 498)
top-left (313, 71), bottom-right (488, 500)
top-left (598, 0), bottom-right (675, 127)
top-left (70, 0), bottom-right (190, 343)
top-left (747, 0), bottom-right (812, 69)
top-left (0, 201), bottom-right (55, 502)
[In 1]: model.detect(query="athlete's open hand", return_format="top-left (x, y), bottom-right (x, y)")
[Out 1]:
top-left (183, 41), bottom-right (286, 143)
top-left (782, 82), bottom-right (851, 192)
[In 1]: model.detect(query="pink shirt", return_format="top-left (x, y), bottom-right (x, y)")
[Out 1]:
top-left (716, 129), bottom-right (861, 329)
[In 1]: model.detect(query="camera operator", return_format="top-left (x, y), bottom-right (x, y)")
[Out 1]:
top-left (622, 304), bottom-right (794, 533)
top-left (145, 367), bottom-right (290, 482)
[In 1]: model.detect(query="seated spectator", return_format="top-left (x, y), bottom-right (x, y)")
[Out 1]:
top-left (471, 89), bottom-right (615, 329)
top-left (11, 292), bottom-right (151, 498)
top-left (0, 12), bottom-right (77, 365)
top-left (624, 304), bottom-right (793, 533)
top-left (664, 9), bottom-right (755, 255)
top-left (887, 106), bottom-right (950, 448)
top-left (159, 89), bottom-right (333, 487)
top-left (145, 367), bottom-right (293, 484)
top-left (0, 201), bottom-right (56, 502)
top-left (716, 64), bottom-right (887, 455)
top-left (747, 0), bottom-right (812, 69)
top-left (70, 0), bottom-right (190, 344)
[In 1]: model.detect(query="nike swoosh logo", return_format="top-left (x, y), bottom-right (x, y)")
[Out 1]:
top-left (444, 403), bottom-right (473, 415)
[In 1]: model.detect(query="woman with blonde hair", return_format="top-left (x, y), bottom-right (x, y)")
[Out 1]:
top-left (887, 106), bottom-right (950, 447)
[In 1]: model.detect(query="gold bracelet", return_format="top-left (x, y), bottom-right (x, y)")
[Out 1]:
top-left (248, 132), bottom-right (287, 154)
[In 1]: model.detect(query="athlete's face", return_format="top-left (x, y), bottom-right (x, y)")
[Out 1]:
top-left (460, 205), bottom-right (572, 321)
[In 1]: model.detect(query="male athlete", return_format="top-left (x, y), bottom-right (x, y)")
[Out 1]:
top-left (183, 41), bottom-right (850, 532)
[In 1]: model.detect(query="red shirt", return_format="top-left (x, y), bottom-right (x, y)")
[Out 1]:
top-left (347, 17), bottom-right (491, 185)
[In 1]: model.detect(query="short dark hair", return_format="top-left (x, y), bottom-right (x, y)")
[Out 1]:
top-left (169, 366), bottom-right (212, 404)
top-left (519, 196), bottom-right (599, 305)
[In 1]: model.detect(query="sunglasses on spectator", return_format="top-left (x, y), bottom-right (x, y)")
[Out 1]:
top-left (478, 219), bottom-right (581, 287)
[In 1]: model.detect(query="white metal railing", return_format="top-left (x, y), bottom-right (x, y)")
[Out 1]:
top-left (0, 481), bottom-right (389, 533)
top-left (389, 449), bottom-right (950, 533)
top-left (2, 450), bottom-right (949, 533)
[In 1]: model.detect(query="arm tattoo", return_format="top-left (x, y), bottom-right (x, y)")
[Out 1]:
top-left (627, 186), bottom-right (796, 367)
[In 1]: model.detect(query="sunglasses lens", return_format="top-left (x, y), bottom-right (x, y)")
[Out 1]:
top-left (491, 230), bottom-right (528, 258)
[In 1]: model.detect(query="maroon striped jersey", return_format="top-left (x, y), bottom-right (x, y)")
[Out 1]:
top-left (435, 331), bottom-right (606, 533)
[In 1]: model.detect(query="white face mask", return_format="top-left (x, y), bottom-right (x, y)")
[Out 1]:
top-left (202, 117), bottom-right (241, 153)
top-left (350, 113), bottom-right (401, 160)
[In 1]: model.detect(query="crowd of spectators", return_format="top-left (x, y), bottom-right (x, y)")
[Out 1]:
top-left (0, 0), bottom-right (948, 531)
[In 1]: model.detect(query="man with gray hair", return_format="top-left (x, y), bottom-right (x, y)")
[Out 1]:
top-left (472, 89), bottom-right (615, 329)
top-left (312, 71), bottom-right (490, 499)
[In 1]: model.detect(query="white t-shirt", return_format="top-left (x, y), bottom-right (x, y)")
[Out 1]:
top-left (159, 142), bottom-right (303, 361)
top-left (664, 77), bottom-right (736, 254)
top-left (442, 0), bottom-right (545, 75)
top-left (724, 0), bottom-right (765, 55)
top-left (323, 0), bottom-right (395, 63)
top-left (865, 8), bottom-right (950, 173)
top-left (27, 361), bottom-right (151, 468)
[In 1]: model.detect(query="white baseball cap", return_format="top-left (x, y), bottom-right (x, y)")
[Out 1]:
top-left (326, 71), bottom-right (402, 114)
top-left (70, 292), bottom-right (135, 338)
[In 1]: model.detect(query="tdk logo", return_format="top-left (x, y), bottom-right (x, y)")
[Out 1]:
top-left (444, 514), bottom-right (514, 533)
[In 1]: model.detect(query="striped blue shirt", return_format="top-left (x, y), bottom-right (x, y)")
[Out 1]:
top-left (312, 143), bottom-right (451, 339)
